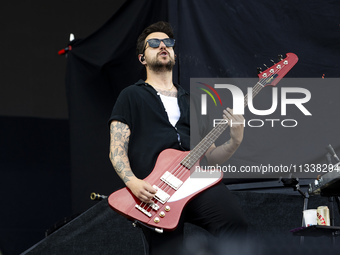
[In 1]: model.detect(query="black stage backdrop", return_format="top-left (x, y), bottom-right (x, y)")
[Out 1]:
top-left (65, 0), bottom-right (340, 213)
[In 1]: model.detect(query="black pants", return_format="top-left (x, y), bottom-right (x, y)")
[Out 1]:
top-left (141, 182), bottom-right (248, 255)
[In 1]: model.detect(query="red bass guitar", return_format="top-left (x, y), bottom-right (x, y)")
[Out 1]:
top-left (108, 53), bottom-right (298, 233)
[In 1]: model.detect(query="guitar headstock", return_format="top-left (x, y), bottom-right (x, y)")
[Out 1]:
top-left (257, 53), bottom-right (298, 87)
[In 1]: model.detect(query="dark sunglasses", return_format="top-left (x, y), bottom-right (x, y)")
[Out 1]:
top-left (146, 38), bottom-right (175, 48)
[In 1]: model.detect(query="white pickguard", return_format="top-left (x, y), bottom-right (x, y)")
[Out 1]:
top-left (168, 170), bottom-right (222, 202)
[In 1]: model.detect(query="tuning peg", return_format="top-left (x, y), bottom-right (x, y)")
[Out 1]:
top-left (257, 67), bottom-right (262, 74)
top-left (278, 54), bottom-right (283, 61)
top-left (263, 63), bottom-right (269, 69)
top-left (270, 59), bottom-right (276, 64)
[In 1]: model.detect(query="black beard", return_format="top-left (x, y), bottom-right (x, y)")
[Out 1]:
top-left (148, 57), bottom-right (175, 73)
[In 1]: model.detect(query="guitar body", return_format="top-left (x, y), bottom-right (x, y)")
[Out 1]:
top-left (108, 148), bottom-right (222, 231)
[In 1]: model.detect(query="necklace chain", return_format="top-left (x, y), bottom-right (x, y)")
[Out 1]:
top-left (153, 83), bottom-right (174, 91)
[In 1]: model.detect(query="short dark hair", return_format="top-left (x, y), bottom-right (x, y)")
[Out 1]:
top-left (136, 21), bottom-right (174, 55)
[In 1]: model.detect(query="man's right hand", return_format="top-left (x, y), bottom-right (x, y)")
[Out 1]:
top-left (126, 177), bottom-right (157, 203)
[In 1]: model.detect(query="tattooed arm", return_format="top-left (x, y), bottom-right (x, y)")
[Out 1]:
top-left (109, 121), bottom-right (156, 203)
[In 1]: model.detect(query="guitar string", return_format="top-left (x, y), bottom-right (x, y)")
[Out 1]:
top-left (137, 60), bottom-right (288, 214)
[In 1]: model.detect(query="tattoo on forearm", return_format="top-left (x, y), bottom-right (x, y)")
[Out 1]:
top-left (123, 176), bottom-right (130, 183)
top-left (125, 170), bottom-right (134, 177)
top-left (123, 140), bottom-right (129, 152)
top-left (114, 132), bottom-right (123, 141)
top-left (113, 148), bottom-right (118, 157)
top-left (115, 160), bottom-right (125, 173)
top-left (109, 121), bottom-right (134, 184)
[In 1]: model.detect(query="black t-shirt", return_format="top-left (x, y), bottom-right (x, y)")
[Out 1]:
top-left (109, 80), bottom-right (190, 179)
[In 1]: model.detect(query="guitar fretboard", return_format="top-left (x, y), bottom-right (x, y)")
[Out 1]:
top-left (181, 82), bottom-right (264, 169)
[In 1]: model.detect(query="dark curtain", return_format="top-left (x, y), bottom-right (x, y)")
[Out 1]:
top-left (66, 0), bottom-right (340, 212)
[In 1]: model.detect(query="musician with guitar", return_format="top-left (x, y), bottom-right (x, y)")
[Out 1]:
top-left (109, 21), bottom-right (247, 254)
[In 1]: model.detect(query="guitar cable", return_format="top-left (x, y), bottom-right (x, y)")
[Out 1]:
top-left (90, 192), bottom-right (108, 200)
top-left (133, 220), bottom-right (164, 234)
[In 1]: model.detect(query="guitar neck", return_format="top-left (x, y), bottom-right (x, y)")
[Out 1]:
top-left (181, 82), bottom-right (264, 169)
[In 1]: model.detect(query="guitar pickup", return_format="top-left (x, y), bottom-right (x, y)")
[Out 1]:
top-left (152, 185), bottom-right (170, 204)
top-left (161, 171), bottom-right (183, 190)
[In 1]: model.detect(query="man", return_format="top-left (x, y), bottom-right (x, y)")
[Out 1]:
top-left (109, 21), bottom-right (247, 254)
